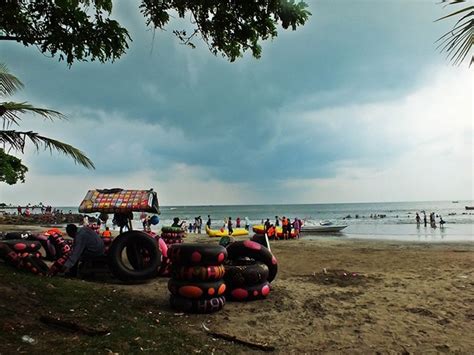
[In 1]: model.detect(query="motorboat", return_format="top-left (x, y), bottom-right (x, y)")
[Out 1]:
top-left (465, 206), bottom-right (474, 210)
top-left (300, 220), bottom-right (348, 233)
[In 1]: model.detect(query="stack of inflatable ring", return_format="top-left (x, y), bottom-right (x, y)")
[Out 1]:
top-left (224, 240), bottom-right (278, 302)
top-left (0, 239), bottom-right (49, 275)
top-left (160, 226), bottom-right (186, 246)
top-left (168, 244), bottom-right (227, 313)
top-left (41, 229), bottom-right (72, 261)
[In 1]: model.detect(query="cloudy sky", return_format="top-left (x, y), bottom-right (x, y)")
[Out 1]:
top-left (1, 0), bottom-right (472, 206)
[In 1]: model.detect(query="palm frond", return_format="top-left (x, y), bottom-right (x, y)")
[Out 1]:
top-left (0, 101), bottom-right (66, 126)
top-left (436, 5), bottom-right (474, 21)
top-left (0, 63), bottom-right (24, 97)
top-left (436, 2), bottom-right (474, 66)
top-left (0, 130), bottom-right (95, 169)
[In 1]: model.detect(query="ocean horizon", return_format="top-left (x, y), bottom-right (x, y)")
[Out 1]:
top-left (4, 200), bottom-right (472, 243)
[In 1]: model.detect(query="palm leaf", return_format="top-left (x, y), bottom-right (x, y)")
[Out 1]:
top-left (436, 6), bottom-right (474, 21)
top-left (0, 63), bottom-right (24, 97)
top-left (0, 130), bottom-right (95, 169)
top-left (0, 101), bottom-right (65, 127)
top-left (436, 1), bottom-right (474, 66)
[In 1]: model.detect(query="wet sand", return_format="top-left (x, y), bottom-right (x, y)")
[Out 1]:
top-left (1, 224), bottom-right (473, 353)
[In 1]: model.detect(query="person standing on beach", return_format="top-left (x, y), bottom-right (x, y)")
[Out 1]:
top-left (415, 213), bottom-right (421, 225)
top-left (430, 212), bottom-right (436, 228)
top-left (195, 216), bottom-right (202, 233)
top-left (293, 218), bottom-right (301, 238)
top-left (206, 215), bottom-right (212, 229)
top-left (423, 212), bottom-right (427, 227)
top-left (439, 216), bottom-right (446, 227)
top-left (227, 217), bottom-right (233, 235)
top-left (264, 218), bottom-right (271, 231)
top-left (275, 216), bottom-right (280, 227)
top-left (236, 217), bottom-right (241, 228)
top-left (244, 217), bottom-right (250, 231)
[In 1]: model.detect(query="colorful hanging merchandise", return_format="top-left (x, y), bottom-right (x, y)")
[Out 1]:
top-left (79, 188), bottom-right (160, 214)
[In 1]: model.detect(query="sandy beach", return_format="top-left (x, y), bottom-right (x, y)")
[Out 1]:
top-left (1, 224), bottom-right (473, 353)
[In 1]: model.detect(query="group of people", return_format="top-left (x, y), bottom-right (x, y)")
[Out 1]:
top-left (16, 204), bottom-right (67, 216)
top-left (263, 216), bottom-right (303, 239)
top-left (415, 211), bottom-right (445, 228)
top-left (188, 216), bottom-right (203, 233)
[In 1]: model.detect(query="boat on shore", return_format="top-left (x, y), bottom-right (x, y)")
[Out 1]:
top-left (465, 206), bottom-right (474, 210)
top-left (300, 220), bottom-right (348, 233)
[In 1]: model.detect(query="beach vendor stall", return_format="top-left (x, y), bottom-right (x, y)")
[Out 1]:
top-left (77, 188), bottom-right (162, 282)
top-left (79, 188), bottom-right (160, 228)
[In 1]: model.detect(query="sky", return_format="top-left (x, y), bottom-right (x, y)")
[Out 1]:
top-left (1, 0), bottom-right (473, 206)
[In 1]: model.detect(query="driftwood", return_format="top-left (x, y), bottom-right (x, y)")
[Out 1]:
top-left (39, 315), bottom-right (110, 336)
top-left (201, 323), bottom-right (275, 352)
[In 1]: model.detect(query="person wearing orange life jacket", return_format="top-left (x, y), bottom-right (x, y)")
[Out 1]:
top-left (101, 227), bottom-right (112, 238)
top-left (281, 216), bottom-right (289, 240)
top-left (267, 224), bottom-right (276, 239)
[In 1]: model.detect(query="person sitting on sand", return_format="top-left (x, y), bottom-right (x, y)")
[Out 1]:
top-left (48, 224), bottom-right (105, 277)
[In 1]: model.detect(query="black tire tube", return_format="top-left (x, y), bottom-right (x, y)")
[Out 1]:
top-left (44, 234), bottom-right (72, 261)
top-left (168, 244), bottom-right (227, 266)
top-left (162, 237), bottom-right (183, 245)
top-left (3, 232), bottom-right (23, 240)
top-left (226, 240), bottom-right (278, 282)
top-left (108, 231), bottom-right (161, 282)
top-left (169, 294), bottom-right (225, 314)
top-left (20, 253), bottom-right (49, 275)
top-left (161, 226), bottom-right (184, 233)
top-left (0, 243), bottom-right (19, 266)
top-left (1, 240), bottom-right (42, 253)
top-left (161, 231), bottom-right (186, 239)
top-left (226, 281), bottom-right (271, 302)
top-left (126, 243), bottom-right (155, 270)
top-left (250, 234), bottom-right (271, 251)
top-left (168, 278), bottom-right (226, 299)
top-left (172, 265), bottom-right (225, 282)
top-left (224, 261), bottom-right (269, 288)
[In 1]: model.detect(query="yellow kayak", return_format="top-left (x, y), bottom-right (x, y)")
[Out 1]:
top-left (206, 225), bottom-right (249, 237)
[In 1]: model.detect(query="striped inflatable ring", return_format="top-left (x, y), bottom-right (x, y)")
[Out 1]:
top-left (168, 279), bottom-right (226, 299)
top-left (172, 265), bottom-right (225, 282)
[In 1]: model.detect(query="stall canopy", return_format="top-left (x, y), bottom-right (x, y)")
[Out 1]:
top-left (79, 188), bottom-right (160, 214)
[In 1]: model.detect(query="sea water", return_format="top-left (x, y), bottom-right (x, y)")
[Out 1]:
top-left (60, 200), bottom-right (474, 242)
